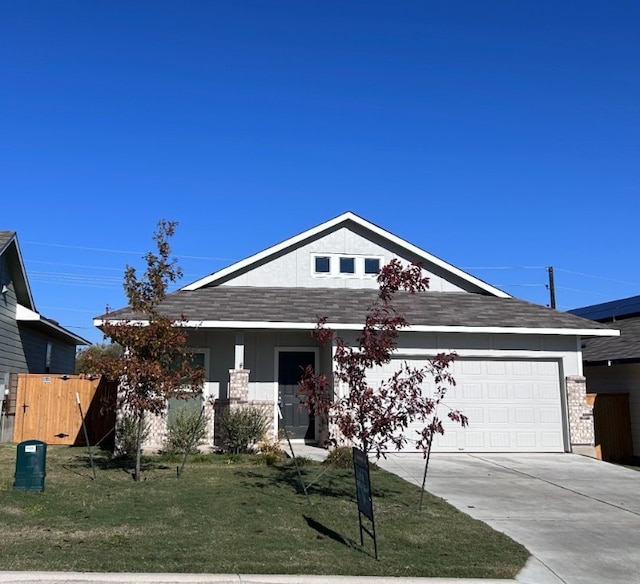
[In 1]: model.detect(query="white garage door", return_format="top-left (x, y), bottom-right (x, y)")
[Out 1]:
top-left (368, 358), bottom-right (565, 453)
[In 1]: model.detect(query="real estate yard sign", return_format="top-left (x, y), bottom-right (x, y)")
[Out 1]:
top-left (353, 447), bottom-right (378, 559)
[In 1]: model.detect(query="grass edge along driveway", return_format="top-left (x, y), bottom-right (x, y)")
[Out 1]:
top-left (0, 446), bottom-right (529, 578)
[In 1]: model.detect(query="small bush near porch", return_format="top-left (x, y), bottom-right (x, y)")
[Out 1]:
top-left (0, 445), bottom-right (528, 578)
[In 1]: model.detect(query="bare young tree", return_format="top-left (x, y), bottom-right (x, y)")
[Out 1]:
top-left (98, 220), bottom-right (204, 480)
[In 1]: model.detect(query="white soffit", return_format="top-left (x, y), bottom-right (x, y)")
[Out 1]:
top-left (18, 304), bottom-right (90, 345)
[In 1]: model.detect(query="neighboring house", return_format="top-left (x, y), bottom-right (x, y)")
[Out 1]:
top-left (96, 212), bottom-right (618, 456)
top-left (569, 296), bottom-right (640, 459)
top-left (0, 231), bottom-right (90, 441)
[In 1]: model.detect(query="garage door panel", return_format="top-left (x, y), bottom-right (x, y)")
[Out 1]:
top-left (458, 360), bottom-right (482, 375)
top-left (514, 383), bottom-right (534, 399)
top-left (368, 358), bottom-right (564, 453)
top-left (515, 432), bottom-right (537, 448)
top-left (488, 407), bottom-right (510, 423)
top-left (488, 383), bottom-right (508, 399)
top-left (486, 361), bottom-right (506, 375)
top-left (538, 383), bottom-right (559, 400)
top-left (515, 408), bottom-right (535, 424)
top-left (462, 383), bottom-right (483, 399)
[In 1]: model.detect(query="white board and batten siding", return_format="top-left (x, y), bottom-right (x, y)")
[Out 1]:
top-left (367, 358), bottom-right (565, 453)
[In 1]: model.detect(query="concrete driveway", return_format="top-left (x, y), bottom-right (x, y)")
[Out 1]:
top-left (378, 453), bottom-right (640, 584)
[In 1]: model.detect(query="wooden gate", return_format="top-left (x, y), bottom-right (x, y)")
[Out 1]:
top-left (586, 392), bottom-right (633, 463)
top-left (13, 374), bottom-right (117, 447)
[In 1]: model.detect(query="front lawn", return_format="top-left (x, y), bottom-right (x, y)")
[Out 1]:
top-left (0, 445), bottom-right (528, 578)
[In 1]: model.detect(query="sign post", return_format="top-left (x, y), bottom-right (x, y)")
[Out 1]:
top-left (353, 447), bottom-right (378, 559)
top-left (278, 401), bottom-right (310, 504)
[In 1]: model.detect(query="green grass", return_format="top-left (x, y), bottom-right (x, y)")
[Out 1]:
top-left (0, 444), bottom-right (529, 578)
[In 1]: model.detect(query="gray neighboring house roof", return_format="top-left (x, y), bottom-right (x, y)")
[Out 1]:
top-left (0, 230), bottom-right (35, 310)
top-left (1, 230), bottom-right (90, 346)
top-left (569, 295), bottom-right (640, 363)
top-left (99, 287), bottom-right (613, 335)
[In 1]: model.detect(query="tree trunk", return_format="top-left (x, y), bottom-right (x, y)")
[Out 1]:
top-left (134, 410), bottom-right (144, 482)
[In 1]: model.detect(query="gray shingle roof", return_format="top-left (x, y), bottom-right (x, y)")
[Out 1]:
top-left (0, 231), bottom-right (16, 254)
top-left (100, 287), bottom-right (612, 332)
top-left (581, 316), bottom-right (640, 362)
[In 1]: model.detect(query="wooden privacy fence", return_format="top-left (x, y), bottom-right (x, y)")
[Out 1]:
top-left (13, 374), bottom-right (117, 448)
top-left (586, 392), bottom-right (633, 463)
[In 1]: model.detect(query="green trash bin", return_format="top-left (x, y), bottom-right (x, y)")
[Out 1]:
top-left (14, 440), bottom-right (47, 492)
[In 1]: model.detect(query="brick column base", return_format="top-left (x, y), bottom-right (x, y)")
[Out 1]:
top-left (213, 369), bottom-right (276, 451)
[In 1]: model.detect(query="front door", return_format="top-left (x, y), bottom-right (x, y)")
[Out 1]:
top-left (278, 351), bottom-right (315, 440)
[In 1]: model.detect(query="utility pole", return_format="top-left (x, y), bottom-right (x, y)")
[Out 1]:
top-left (547, 266), bottom-right (556, 309)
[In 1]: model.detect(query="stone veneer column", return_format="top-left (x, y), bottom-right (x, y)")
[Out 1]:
top-left (566, 375), bottom-right (596, 457)
top-left (229, 369), bottom-right (250, 404)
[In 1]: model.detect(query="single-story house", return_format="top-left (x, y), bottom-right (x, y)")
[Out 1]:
top-left (96, 212), bottom-right (619, 456)
top-left (0, 231), bottom-right (90, 441)
top-left (569, 296), bottom-right (640, 459)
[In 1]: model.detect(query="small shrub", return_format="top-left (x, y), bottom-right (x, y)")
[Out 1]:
top-left (116, 413), bottom-right (150, 458)
top-left (290, 455), bottom-right (314, 467)
top-left (323, 445), bottom-right (353, 468)
top-left (256, 438), bottom-right (287, 465)
top-left (163, 406), bottom-right (209, 455)
top-left (220, 406), bottom-right (270, 454)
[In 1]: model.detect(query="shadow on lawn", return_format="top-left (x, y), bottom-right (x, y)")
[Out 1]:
top-left (63, 452), bottom-right (171, 480)
top-left (235, 462), bottom-right (402, 501)
top-left (235, 464), bottom-right (355, 499)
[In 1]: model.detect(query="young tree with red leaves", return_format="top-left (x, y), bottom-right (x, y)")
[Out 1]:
top-left (97, 220), bottom-right (204, 481)
top-left (298, 259), bottom-right (467, 460)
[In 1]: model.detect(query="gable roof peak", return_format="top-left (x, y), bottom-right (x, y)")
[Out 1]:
top-left (181, 213), bottom-right (510, 298)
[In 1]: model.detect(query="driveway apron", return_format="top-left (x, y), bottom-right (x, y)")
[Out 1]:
top-left (378, 453), bottom-right (640, 584)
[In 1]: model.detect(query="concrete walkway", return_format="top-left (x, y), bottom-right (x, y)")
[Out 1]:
top-left (378, 453), bottom-right (640, 584)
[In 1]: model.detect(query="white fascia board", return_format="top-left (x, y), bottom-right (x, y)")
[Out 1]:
top-left (93, 317), bottom-right (620, 337)
top-left (18, 304), bottom-right (91, 345)
top-left (181, 212), bottom-right (509, 297)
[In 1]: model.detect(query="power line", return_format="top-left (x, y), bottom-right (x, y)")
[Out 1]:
top-left (29, 260), bottom-right (124, 271)
top-left (23, 240), bottom-right (237, 261)
top-left (461, 266), bottom-right (546, 270)
top-left (555, 286), bottom-right (612, 297)
top-left (554, 268), bottom-right (640, 287)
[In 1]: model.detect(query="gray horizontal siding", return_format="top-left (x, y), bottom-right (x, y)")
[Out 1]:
top-left (0, 255), bottom-right (28, 373)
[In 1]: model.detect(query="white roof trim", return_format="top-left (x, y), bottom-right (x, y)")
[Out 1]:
top-left (94, 318), bottom-right (619, 338)
top-left (181, 212), bottom-right (510, 297)
top-left (18, 304), bottom-right (90, 345)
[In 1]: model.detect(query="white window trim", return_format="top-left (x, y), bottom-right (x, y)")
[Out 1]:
top-left (311, 253), bottom-right (384, 279)
top-left (312, 255), bottom-right (332, 277)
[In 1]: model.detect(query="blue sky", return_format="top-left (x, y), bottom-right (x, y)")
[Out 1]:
top-left (2, 1), bottom-right (639, 345)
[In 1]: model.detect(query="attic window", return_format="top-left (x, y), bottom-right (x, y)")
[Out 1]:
top-left (315, 256), bottom-right (331, 274)
top-left (364, 258), bottom-right (380, 275)
top-left (339, 257), bottom-right (355, 274)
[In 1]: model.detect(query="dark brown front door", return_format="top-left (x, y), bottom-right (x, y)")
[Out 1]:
top-left (278, 351), bottom-right (315, 440)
